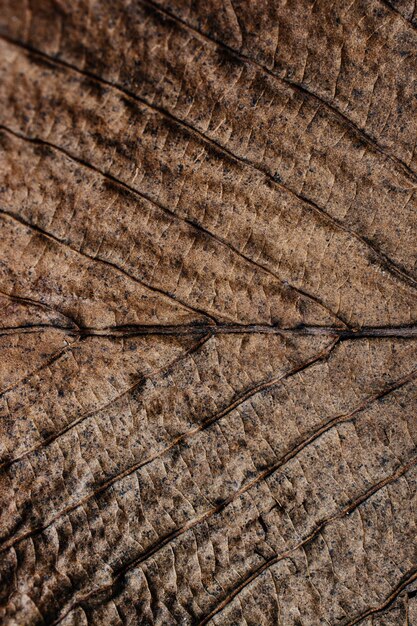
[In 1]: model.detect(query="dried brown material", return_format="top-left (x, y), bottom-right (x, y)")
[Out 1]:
top-left (0, 0), bottom-right (416, 624)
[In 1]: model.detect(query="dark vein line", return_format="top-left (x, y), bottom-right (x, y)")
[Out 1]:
top-left (0, 287), bottom-right (80, 330)
top-left (141, 0), bottom-right (417, 185)
top-left (0, 125), bottom-right (347, 328)
top-left (0, 337), bottom-right (81, 398)
top-left (1, 35), bottom-right (415, 292)
top-left (1, 323), bottom-right (417, 337)
top-left (0, 337), bottom-right (338, 549)
top-left (0, 324), bottom-right (71, 336)
top-left (0, 208), bottom-right (217, 326)
top-left (62, 324), bottom-right (417, 338)
top-left (198, 455), bottom-right (417, 625)
top-left (346, 567), bottom-right (417, 625)
top-left (54, 450), bottom-right (417, 626)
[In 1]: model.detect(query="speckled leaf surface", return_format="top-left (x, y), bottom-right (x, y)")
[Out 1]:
top-left (0, 1), bottom-right (416, 624)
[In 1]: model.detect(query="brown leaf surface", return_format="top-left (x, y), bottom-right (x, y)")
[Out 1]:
top-left (0, 1), bottom-right (416, 624)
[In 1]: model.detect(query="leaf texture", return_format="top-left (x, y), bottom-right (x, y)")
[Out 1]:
top-left (0, 0), bottom-right (416, 624)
